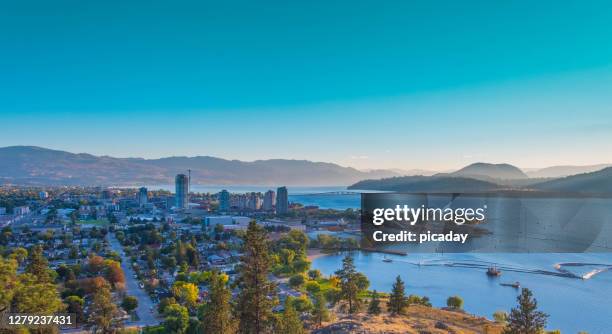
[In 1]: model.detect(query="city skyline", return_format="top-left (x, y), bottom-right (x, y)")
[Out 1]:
top-left (2, 1), bottom-right (612, 170)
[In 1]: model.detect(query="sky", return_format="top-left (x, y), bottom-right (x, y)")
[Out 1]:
top-left (1, 0), bottom-right (612, 171)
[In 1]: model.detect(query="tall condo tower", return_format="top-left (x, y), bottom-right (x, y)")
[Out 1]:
top-left (276, 186), bottom-right (288, 214)
top-left (175, 174), bottom-right (189, 209)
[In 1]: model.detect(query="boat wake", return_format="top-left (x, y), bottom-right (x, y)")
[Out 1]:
top-left (392, 258), bottom-right (612, 280)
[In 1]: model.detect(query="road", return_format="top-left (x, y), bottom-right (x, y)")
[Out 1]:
top-left (108, 232), bottom-right (160, 328)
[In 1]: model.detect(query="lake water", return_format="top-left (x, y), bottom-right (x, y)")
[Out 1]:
top-left (312, 251), bottom-right (612, 334)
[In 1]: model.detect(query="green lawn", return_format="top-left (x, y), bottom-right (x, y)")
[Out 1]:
top-left (76, 219), bottom-right (109, 226)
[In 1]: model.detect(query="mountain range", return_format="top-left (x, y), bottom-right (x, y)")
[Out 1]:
top-left (0, 146), bottom-right (400, 186)
top-left (1, 146), bottom-right (610, 194)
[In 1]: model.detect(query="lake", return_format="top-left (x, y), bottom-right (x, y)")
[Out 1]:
top-left (312, 251), bottom-right (612, 334)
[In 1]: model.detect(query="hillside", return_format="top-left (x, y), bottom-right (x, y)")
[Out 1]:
top-left (349, 175), bottom-right (502, 193)
top-left (526, 164), bottom-right (612, 178)
top-left (531, 167), bottom-right (612, 194)
top-left (449, 163), bottom-right (528, 180)
top-left (0, 146), bottom-right (399, 186)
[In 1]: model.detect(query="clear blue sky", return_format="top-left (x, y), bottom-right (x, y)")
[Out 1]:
top-left (1, 1), bottom-right (611, 170)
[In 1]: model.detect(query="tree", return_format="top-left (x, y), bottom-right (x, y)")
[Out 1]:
top-left (214, 223), bottom-right (225, 235)
top-left (199, 271), bottom-right (236, 334)
top-left (105, 260), bottom-right (126, 287)
top-left (289, 274), bottom-right (306, 288)
top-left (87, 254), bottom-right (106, 275)
top-left (66, 295), bottom-right (85, 324)
top-left (388, 276), bottom-right (407, 315)
top-left (311, 292), bottom-right (330, 328)
top-left (236, 221), bottom-right (277, 334)
top-left (163, 303), bottom-right (190, 334)
top-left (334, 255), bottom-right (368, 314)
top-left (9, 247), bottom-right (28, 265)
top-left (305, 281), bottom-right (321, 294)
top-left (25, 245), bottom-right (53, 283)
top-left (121, 296), bottom-right (138, 313)
top-left (0, 257), bottom-right (18, 312)
top-left (503, 288), bottom-right (548, 334)
top-left (13, 274), bottom-right (65, 314)
top-left (89, 286), bottom-right (118, 333)
top-left (308, 269), bottom-right (322, 280)
top-left (171, 281), bottom-right (199, 309)
top-left (368, 290), bottom-right (381, 315)
top-left (446, 295), bottom-right (464, 310)
top-left (276, 297), bottom-right (304, 334)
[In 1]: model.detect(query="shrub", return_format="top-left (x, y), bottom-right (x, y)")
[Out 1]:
top-left (289, 274), bottom-right (306, 288)
top-left (305, 281), bottom-right (321, 294)
top-left (446, 295), bottom-right (464, 310)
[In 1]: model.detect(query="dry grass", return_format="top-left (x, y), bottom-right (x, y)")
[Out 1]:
top-left (313, 303), bottom-right (505, 334)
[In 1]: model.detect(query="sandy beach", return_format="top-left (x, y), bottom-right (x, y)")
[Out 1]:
top-left (307, 248), bottom-right (329, 261)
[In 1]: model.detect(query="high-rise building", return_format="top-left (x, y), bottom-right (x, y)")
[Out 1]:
top-left (246, 192), bottom-right (262, 210)
top-left (263, 190), bottom-right (276, 211)
top-left (138, 187), bottom-right (148, 207)
top-left (218, 189), bottom-right (230, 212)
top-left (175, 174), bottom-right (189, 209)
top-left (39, 191), bottom-right (48, 200)
top-left (276, 186), bottom-right (288, 214)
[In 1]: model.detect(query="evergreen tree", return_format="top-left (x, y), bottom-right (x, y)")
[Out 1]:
top-left (200, 271), bottom-right (236, 334)
top-left (237, 221), bottom-right (277, 334)
top-left (503, 288), bottom-right (548, 334)
top-left (368, 290), bottom-right (381, 315)
top-left (276, 297), bottom-right (305, 334)
top-left (334, 255), bottom-right (363, 314)
top-left (311, 292), bottom-right (330, 328)
top-left (25, 245), bottom-right (52, 283)
top-left (387, 275), bottom-right (407, 315)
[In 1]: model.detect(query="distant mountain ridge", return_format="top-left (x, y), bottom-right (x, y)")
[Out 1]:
top-left (447, 162), bottom-right (528, 180)
top-left (349, 175), bottom-right (502, 193)
top-left (526, 164), bottom-right (612, 178)
top-left (0, 146), bottom-right (400, 186)
top-left (350, 163), bottom-right (612, 195)
top-left (531, 167), bottom-right (612, 194)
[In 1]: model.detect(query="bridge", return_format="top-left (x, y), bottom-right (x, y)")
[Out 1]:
top-left (293, 191), bottom-right (360, 196)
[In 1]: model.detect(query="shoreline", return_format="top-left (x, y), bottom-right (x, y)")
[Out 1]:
top-left (307, 248), bottom-right (328, 261)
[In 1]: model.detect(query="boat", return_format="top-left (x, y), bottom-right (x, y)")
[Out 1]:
top-left (500, 281), bottom-right (520, 288)
top-left (486, 265), bottom-right (501, 277)
top-left (382, 256), bottom-right (392, 263)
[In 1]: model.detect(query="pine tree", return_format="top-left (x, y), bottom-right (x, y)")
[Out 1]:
top-left (25, 245), bottom-right (52, 283)
top-left (335, 255), bottom-right (361, 314)
top-left (200, 271), bottom-right (236, 334)
top-left (503, 288), bottom-right (548, 334)
top-left (277, 297), bottom-right (305, 334)
top-left (237, 221), bottom-right (277, 334)
top-left (368, 290), bottom-right (381, 315)
top-left (387, 275), bottom-right (407, 315)
top-left (311, 292), bottom-right (330, 327)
